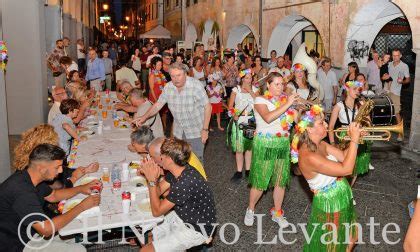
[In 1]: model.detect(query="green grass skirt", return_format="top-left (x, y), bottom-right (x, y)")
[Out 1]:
top-left (338, 131), bottom-right (372, 176)
top-left (304, 179), bottom-right (357, 252)
top-left (248, 135), bottom-right (290, 190)
top-left (226, 121), bottom-right (253, 153)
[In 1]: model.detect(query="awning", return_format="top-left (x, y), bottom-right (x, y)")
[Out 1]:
top-left (139, 25), bottom-right (171, 39)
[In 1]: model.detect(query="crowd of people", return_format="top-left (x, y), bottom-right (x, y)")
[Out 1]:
top-left (0, 35), bottom-right (417, 252)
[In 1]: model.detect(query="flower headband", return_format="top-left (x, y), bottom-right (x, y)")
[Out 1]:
top-left (291, 63), bottom-right (306, 73)
top-left (239, 68), bottom-right (253, 78)
top-left (291, 104), bottom-right (323, 163)
top-left (344, 80), bottom-right (363, 91)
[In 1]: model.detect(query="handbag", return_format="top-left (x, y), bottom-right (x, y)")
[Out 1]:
top-left (239, 117), bottom-right (256, 140)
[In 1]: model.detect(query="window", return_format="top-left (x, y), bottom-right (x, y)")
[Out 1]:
top-left (193, 0), bottom-right (198, 4)
top-left (175, 0), bottom-right (179, 7)
top-left (166, 0), bottom-right (170, 9)
top-left (186, 0), bottom-right (190, 7)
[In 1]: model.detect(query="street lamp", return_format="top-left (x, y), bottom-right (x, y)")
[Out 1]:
top-left (103, 3), bottom-right (109, 10)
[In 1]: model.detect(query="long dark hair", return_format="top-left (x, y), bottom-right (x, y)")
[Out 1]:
top-left (348, 61), bottom-right (359, 75)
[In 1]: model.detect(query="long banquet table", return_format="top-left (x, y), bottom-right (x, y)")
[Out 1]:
top-left (58, 91), bottom-right (163, 243)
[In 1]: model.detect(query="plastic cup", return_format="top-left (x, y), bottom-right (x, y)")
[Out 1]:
top-left (102, 110), bottom-right (108, 119)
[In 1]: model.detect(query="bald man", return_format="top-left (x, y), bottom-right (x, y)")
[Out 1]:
top-left (48, 86), bottom-right (68, 124)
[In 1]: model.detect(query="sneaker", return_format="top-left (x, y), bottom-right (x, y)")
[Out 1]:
top-left (353, 199), bottom-right (356, 206)
top-left (369, 164), bottom-right (375, 170)
top-left (245, 170), bottom-right (250, 177)
top-left (244, 208), bottom-right (255, 226)
top-left (397, 136), bottom-right (403, 142)
top-left (408, 201), bottom-right (415, 218)
top-left (272, 214), bottom-right (289, 228)
top-left (230, 171), bottom-right (242, 183)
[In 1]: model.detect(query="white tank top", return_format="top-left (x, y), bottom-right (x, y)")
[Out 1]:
top-left (192, 67), bottom-right (206, 87)
top-left (254, 97), bottom-right (289, 135)
top-left (337, 101), bottom-right (358, 125)
top-left (306, 155), bottom-right (338, 190)
top-left (233, 86), bottom-right (258, 124)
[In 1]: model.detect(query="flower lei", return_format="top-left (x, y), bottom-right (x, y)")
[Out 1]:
top-left (263, 91), bottom-right (295, 131)
top-left (344, 80), bottom-right (363, 91)
top-left (0, 41), bottom-right (8, 71)
top-left (228, 108), bottom-right (241, 117)
top-left (291, 104), bottom-right (323, 163)
top-left (239, 68), bottom-right (252, 78)
top-left (291, 63), bottom-right (306, 73)
top-left (68, 140), bottom-right (79, 168)
top-left (207, 84), bottom-right (222, 98)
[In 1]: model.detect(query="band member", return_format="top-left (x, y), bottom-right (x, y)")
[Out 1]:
top-left (227, 69), bottom-right (259, 183)
top-left (291, 105), bottom-right (360, 251)
top-left (287, 63), bottom-right (319, 104)
top-left (244, 72), bottom-right (299, 228)
top-left (328, 81), bottom-right (373, 186)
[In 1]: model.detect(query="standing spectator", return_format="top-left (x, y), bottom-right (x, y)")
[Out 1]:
top-left (388, 48), bottom-right (410, 141)
top-left (48, 86), bottom-right (68, 124)
top-left (317, 57), bottom-right (338, 112)
top-left (47, 39), bottom-right (66, 87)
top-left (269, 56), bottom-right (291, 78)
top-left (366, 50), bottom-right (382, 94)
top-left (189, 56), bottom-right (207, 88)
top-left (140, 46), bottom-right (150, 91)
top-left (252, 56), bottom-right (268, 83)
top-left (380, 52), bottom-right (392, 92)
top-left (59, 56), bottom-right (78, 80)
top-left (161, 52), bottom-right (173, 82)
top-left (108, 43), bottom-right (118, 69)
top-left (63, 37), bottom-right (71, 56)
top-left (102, 50), bottom-right (113, 91)
top-left (267, 50), bottom-right (277, 69)
top-left (76, 39), bottom-right (86, 73)
top-left (85, 49), bottom-right (105, 92)
top-left (131, 48), bottom-right (142, 80)
top-left (223, 54), bottom-right (239, 98)
top-left (283, 54), bottom-right (292, 70)
top-left (206, 73), bottom-right (224, 131)
top-left (116, 61), bottom-right (140, 88)
top-left (146, 46), bottom-right (161, 68)
top-left (135, 62), bottom-right (212, 163)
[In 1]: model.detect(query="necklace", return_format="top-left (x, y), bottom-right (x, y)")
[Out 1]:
top-left (263, 91), bottom-right (295, 131)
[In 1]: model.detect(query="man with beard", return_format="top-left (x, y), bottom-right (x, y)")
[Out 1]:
top-left (47, 39), bottom-right (66, 87)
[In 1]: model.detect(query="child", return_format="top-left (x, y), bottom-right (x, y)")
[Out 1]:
top-left (51, 98), bottom-right (82, 155)
top-left (206, 73), bottom-right (224, 131)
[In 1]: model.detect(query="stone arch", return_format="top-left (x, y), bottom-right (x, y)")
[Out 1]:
top-left (343, 0), bottom-right (405, 67)
top-left (226, 24), bottom-right (258, 50)
top-left (201, 19), bottom-right (218, 51)
top-left (185, 23), bottom-right (198, 49)
top-left (267, 14), bottom-right (321, 58)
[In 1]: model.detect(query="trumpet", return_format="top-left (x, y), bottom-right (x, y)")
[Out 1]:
top-left (329, 121), bottom-right (404, 142)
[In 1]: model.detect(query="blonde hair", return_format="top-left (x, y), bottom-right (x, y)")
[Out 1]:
top-left (13, 124), bottom-right (59, 170)
top-left (72, 87), bottom-right (89, 102)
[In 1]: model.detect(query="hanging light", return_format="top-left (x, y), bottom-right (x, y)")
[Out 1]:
top-left (103, 3), bottom-right (109, 10)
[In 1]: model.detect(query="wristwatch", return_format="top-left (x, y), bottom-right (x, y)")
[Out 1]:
top-left (148, 181), bottom-right (157, 187)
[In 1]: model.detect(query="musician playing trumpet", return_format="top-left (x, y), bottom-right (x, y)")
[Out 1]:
top-left (328, 80), bottom-right (374, 189)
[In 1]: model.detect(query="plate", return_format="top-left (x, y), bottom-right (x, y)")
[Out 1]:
top-left (130, 176), bottom-right (146, 187)
top-left (63, 199), bottom-right (82, 213)
top-left (75, 176), bottom-right (98, 186)
top-left (87, 121), bottom-right (98, 126)
top-left (80, 130), bottom-right (95, 137)
top-left (129, 161), bottom-right (141, 169)
top-left (137, 198), bottom-right (151, 212)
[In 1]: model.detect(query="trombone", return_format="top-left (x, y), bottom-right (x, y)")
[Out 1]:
top-left (329, 120), bottom-right (404, 142)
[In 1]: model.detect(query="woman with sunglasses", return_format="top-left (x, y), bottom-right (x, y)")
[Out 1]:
top-left (328, 80), bottom-right (373, 188)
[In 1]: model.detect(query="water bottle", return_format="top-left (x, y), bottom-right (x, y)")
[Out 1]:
top-left (111, 164), bottom-right (121, 191)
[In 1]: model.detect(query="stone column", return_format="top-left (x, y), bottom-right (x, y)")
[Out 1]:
top-left (408, 48), bottom-right (420, 151)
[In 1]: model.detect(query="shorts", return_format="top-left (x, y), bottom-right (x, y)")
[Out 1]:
top-left (389, 92), bottom-right (401, 114)
top-left (152, 211), bottom-right (209, 252)
top-left (211, 102), bottom-right (223, 114)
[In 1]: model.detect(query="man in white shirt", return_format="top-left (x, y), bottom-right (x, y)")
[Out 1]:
top-left (76, 39), bottom-right (86, 73)
top-left (268, 56), bottom-right (291, 77)
top-left (48, 86), bottom-right (68, 124)
top-left (317, 57), bottom-right (338, 112)
top-left (366, 51), bottom-right (382, 94)
top-left (388, 49), bottom-right (410, 141)
top-left (146, 46), bottom-right (161, 68)
top-left (115, 60), bottom-right (140, 89)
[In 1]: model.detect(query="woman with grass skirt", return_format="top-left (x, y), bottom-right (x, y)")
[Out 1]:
top-left (227, 69), bottom-right (259, 183)
top-left (291, 105), bottom-right (361, 251)
top-left (244, 72), bottom-right (300, 228)
top-left (328, 78), bottom-right (373, 187)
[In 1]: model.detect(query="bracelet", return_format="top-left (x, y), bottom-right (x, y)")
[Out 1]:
top-left (202, 128), bottom-right (209, 132)
top-left (350, 140), bottom-right (359, 146)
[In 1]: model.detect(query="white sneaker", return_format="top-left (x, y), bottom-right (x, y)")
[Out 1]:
top-left (369, 164), bottom-right (375, 170)
top-left (397, 136), bottom-right (403, 142)
top-left (272, 214), bottom-right (289, 228)
top-left (244, 208), bottom-right (255, 226)
top-left (353, 199), bottom-right (357, 205)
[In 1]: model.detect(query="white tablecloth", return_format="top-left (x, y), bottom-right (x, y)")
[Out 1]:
top-left (59, 92), bottom-right (163, 241)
